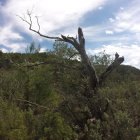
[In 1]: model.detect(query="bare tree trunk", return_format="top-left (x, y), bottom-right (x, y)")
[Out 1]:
top-left (19, 13), bottom-right (124, 93)
top-left (61, 28), bottom-right (99, 92)
top-left (19, 14), bottom-right (125, 139)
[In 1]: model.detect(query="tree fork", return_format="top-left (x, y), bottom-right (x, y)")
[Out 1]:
top-left (19, 12), bottom-right (124, 94)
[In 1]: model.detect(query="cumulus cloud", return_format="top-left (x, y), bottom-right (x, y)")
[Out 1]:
top-left (0, 0), bottom-right (140, 70)
top-left (76, 25), bottom-right (131, 42)
top-left (109, 18), bottom-right (115, 23)
top-left (105, 30), bottom-right (114, 35)
top-left (8, 43), bottom-right (27, 52)
top-left (1, 48), bottom-right (9, 53)
top-left (82, 25), bottom-right (114, 42)
top-left (87, 43), bottom-right (140, 69)
top-left (0, 25), bottom-right (27, 52)
top-left (109, 0), bottom-right (140, 34)
top-left (1, 0), bottom-right (107, 34)
top-left (83, 25), bottom-right (106, 40)
top-left (98, 6), bottom-right (103, 10)
top-left (0, 0), bottom-right (107, 51)
top-left (39, 47), bottom-right (47, 53)
top-left (120, 7), bottom-right (124, 10)
top-left (0, 25), bottom-right (23, 42)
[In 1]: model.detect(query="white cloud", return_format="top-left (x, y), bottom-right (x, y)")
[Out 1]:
top-left (8, 43), bottom-right (27, 52)
top-left (0, 48), bottom-right (9, 53)
top-left (1, 0), bottom-right (107, 34)
top-left (1, 41), bottom-right (27, 53)
top-left (0, 25), bottom-right (23, 43)
top-left (0, 27), bottom-right (28, 53)
top-left (109, 18), bottom-right (115, 23)
top-left (131, 24), bottom-right (140, 32)
top-left (87, 43), bottom-right (140, 69)
top-left (120, 7), bottom-right (124, 10)
top-left (0, 0), bottom-right (107, 51)
top-left (39, 47), bottom-right (46, 53)
top-left (0, 25), bottom-right (27, 52)
top-left (105, 30), bottom-right (114, 34)
top-left (98, 6), bottom-right (103, 10)
top-left (110, 0), bottom-right (140, 34)
top-left (83, 26), bottom-right (105, 38)
top-left (76, 25), bottom-right (131, 42)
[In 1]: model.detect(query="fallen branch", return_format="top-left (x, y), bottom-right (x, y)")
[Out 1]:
top-left (16, 98), bottom-right (48, 109)
top-left (23, 61), bottom-right (82, 70)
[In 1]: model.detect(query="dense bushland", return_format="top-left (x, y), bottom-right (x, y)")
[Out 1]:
top-left (0, 42), bottom-right (140, 140)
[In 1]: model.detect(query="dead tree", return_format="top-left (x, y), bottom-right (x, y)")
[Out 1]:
top-left (19, 11), bottom-right (124, 97)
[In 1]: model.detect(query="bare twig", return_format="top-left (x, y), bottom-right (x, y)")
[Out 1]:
top-left (99, 54), bottom-right (124, 85)
top-left (68, 52), bottom-right (79, 60)
top-left (16, 98), bottom-right (48, 109)
top-left (17, 15), bottom-right (31, 25)
top-left (35, 16), bottom-right (40, 32)
top-left (19, 12), bottom-right (124, 93)
top-left (17, 12), bottom-right (63, 41)
top-left (19, 12), bottom-right (99, 91)
top-left (23, 61), bottom-right (81, 70)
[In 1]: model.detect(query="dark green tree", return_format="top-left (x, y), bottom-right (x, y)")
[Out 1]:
top-left (25, 41), bottom-right (41, 53)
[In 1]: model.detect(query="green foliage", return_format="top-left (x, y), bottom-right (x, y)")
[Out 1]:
top-left (0, 101), bottom-right (28, 140)
top-left (51, 41), bottom-right (78, 59)
top-left (89, 50), bottom-right (113, 66)
top-left (25, 41), bottom-right (41, 53)
top-left (38, 112), bottom-right (73, 140)
top-left (83, 119), bottom-right (102, 140)
top-left (27, 66), bottom-right (61, 109)
top-left (89, 50), bottom-right (113, 75)
top-left (0, 42), bottom-right (140, 140)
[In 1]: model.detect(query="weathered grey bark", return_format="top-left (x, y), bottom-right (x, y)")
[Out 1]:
top-left (61, 28), bottom-right (99, 91)
top-left (19, 13), bottom-right (124, 94)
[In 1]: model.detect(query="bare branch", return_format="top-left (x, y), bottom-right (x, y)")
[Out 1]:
top-left (61, 35), bottom-right (77, 47)
top-left (68, 36), bottom-right (80, 48)
top-left (17, 15), bottom-right (31, 26)
top-left (27, 10), bottom-right (32, 26)
top-left (18, 13), bottom-right (63, 41)
top-left (16, 98), bottom-right (48, 109)
top-left (23, 61), bottom-right (81, 70)
top-left (20, 13), bottom-right (124, 93)
top-left (35, 16), bottom-right (40, 32)
top-left (115, 52), bottom-right (119, 60)
top-left (78, 27), bottom-right (85, 48)
top-left (68, 52), bottom-right (79, 60)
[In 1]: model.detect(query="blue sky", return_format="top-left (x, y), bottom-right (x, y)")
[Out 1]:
top-left (0, 0), bottom-right (140, 68)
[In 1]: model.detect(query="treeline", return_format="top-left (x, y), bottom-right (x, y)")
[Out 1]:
top-left (0, 42), bottom-right (140, 140)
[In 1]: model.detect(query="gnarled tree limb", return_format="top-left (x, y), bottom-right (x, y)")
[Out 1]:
top-left (19, 12), bottom-right (124, 94)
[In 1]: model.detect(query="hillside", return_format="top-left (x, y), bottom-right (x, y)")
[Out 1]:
top-left (0, 50), bottom-right (140, 140)
top-left (108, 65), bottom-right (140, 82)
